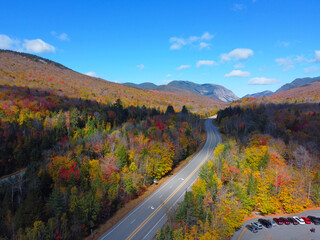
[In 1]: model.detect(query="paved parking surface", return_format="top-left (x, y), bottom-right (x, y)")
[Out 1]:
top-left (231, 210), bottom-right (320, 240)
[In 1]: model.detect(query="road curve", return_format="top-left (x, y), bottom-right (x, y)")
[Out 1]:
top-left (99, 118), bottom-right (222, 240)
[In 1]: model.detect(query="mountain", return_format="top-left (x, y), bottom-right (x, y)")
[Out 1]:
top-left (0, 50), bottom-right (224, 115)
top-left (270, 80), bottom-right (320, 102)
top-left (123, 82), bottom-right (157, 90)
top-left (123, 80), bottom-right (239, 103)
top-left (242, 90), bottom-right (273, 98)
top-left (167, 81), bottom-right (239, 102)
top-left (276, 76), bottom-right (320, 93)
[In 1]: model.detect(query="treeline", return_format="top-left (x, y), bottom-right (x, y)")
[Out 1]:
top-left (217, 102), bottom-right (320, 154)
top-left (0, 85), bottom-right (203, 239)
top-left (156, 103), bottom-right (320, 240)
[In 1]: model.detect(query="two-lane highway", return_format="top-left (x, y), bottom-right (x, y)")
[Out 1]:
top-left (100, 118), bottom-right (221, 240)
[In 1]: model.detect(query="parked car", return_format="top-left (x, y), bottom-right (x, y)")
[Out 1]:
top-left (252, 222), bottom-right (263, 230)
top-left (287, 217), bottom-right (299, 225)
top-left (246, 224), bottom-right (258, 233)
top-left (293, 216), bottom-right (305, 224)
top-left (307, 216), bottom-right (320, 225)
top-left (273, 218), bottom-right (283, 225)
top-left (301, 217), bottom-right (312, 224)
top-left (235, 226), bottom-right (242, 231)
top-left (258, 219), bottom-right (272, 228)
top-left (270, 219), bottom-right (277, 227)
top-left (279, 217), bottom-right (290, 225)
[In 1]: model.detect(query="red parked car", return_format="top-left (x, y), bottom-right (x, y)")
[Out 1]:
top-left (301, 217), bottom-right (312, 224)
top-left (279, 217), bottom-right (290, 225)
top-left (273, 218), bottom-right (283, 225)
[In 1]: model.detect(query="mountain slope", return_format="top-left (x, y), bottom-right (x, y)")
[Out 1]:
top-left (123, 80), bottom-right (239, 103)
top-left (242, 90), bottom-right (273, 98)
top-left (270, 80), bottom-right (320, 102)
top-left (123, 82), bottom-right (157, 90)
top-left (276, 76), bottom-right (320, 93)
top-left (0, 50), bottom-right (224, 115)
top-left (168, 81), bottom-right (239, 102)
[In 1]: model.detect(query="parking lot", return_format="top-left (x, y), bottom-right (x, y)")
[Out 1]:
top-left (231, 210), bottom-right (320, 240)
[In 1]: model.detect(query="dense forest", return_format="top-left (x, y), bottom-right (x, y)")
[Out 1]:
top-left (0, 82), bottom-right (205, 239)
top-left (156, 102), bottom-right (320, 240)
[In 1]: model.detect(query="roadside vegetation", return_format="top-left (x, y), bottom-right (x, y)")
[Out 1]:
top-left (0, 83), bottom-right (204, 239)
top-left (156, 102), bottom-right (320, 240)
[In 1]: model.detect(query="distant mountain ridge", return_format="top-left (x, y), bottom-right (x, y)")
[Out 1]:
top-left (242, 90), bottom-right (273, 98)
top-left (0, 50), bottom-right (224, 115)
top-left (123, 82), bottom-right (157, 90)
top-left (276, 76), bottom-right (320, 93)
top-left (124, 80), bottom-right (239, 103)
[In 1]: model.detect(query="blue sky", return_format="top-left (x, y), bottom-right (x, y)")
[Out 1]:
top-left (1, 0), bottom-right (320, 97)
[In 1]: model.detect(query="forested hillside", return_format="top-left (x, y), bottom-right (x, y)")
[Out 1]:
top-left (0, 50), bottom-right (224, 116)
top-left (0, 88), bottom-right (203, 239)
top-left (0, 50), bottom-right (210, 239)
top-left (236, 81), bottom-right (320, 105)
top-left (157, 102), bottom-right (320, 240)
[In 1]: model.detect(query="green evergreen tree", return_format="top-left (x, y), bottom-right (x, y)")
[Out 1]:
top-left (116, 144), bottom-right (129, 170)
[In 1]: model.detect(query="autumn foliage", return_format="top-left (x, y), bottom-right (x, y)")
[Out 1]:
top-left (0, 50), bottom-right (209, 239)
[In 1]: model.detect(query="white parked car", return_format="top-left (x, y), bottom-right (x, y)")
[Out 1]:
top-left (270, 219), bottom-right (277, 227)
top-left (252, 222), bottom-right (263, 230)
top-left (293, 216), bottom-right (305, 224)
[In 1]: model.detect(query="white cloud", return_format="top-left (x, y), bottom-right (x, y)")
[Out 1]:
top-left (225, 70), bottom-right (251, 78)
top-left (169, 37), bottom-right (187, 50)
top-left (188, 36), bottom-right (199, 43)
top-left (304, 66), bottom-right (319, 74)
top-left (201, 32), bottom-right (214, 41)
top-left (294, 55), bottom-right (308, 63)
top-left (170, 43), bottom-right (182, 50)
top-left (0, 34), bottom-right (56, 54)
top-left (166, 74), bottom-right (172, 78)
top-left (51, 31), bottom-right (69, 41)
top-left (176, 65), bottom-right (191, 70)
top-left (136, 64), bottom-right (145, 70)
top-left (248, 77), bottom-right (280, 85)
top-left (314, 50), bottom-right (320, 62)
top-left (169, 32), bottom-right (214, 50)
top-left (199, 42), bottom-right (210, 50)
top-left (275, 57), bottom-right (295, 71)
top-left (85, 72), bottom-right (99, 77)
top-left (196, 60), bottom-right (217, 68)
top-left (58, 33), bottom-right (69, 41)
top-left (23, 39), bottom-right (55, 53)
top-left (0, 34), bottom-right (20, 50)
top-left (234, 63), bottom-right (244, 68)
top-left (221, 48), bottom-right (253, 61)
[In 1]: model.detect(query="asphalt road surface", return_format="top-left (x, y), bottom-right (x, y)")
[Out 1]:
top-left (231, 209), bottom-right (320, 240)
top-left (99, 118), bottom-right (222, 240)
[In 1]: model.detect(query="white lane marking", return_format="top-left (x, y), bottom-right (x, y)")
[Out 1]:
top-left (159, 194), bottom-right (162, 198)
top-left (143, 213), bottom-right (167, 240)
top-left (143, 188), bottom-right (187, 239)
top-left (100, 119), bottom-right (216, 239)
top-left (178, 178), bottom-right (184, 181)
top-left (150, 206), bottom-right (154, 210)
top-left (131, 219), bottom-right (136, 224)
